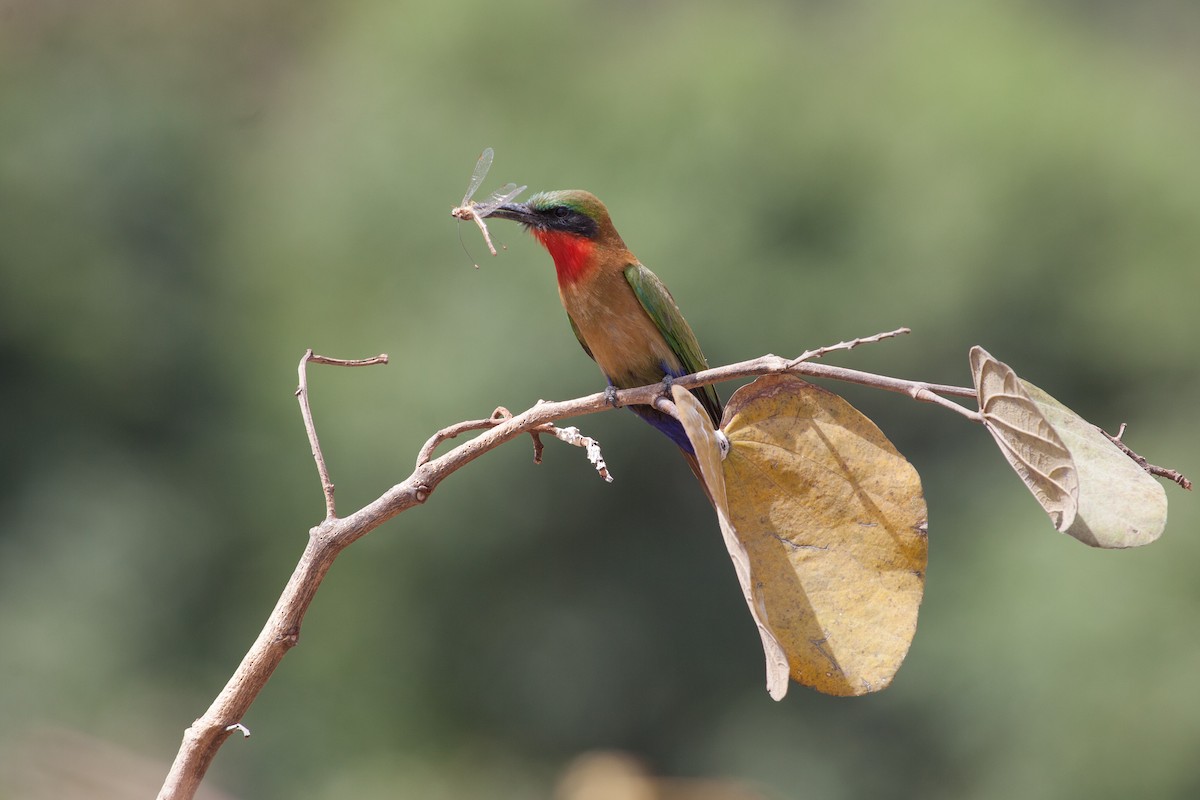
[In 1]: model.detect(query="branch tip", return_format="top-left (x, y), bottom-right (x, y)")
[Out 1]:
top-left (1101, 424), bottom-right (1192, 490)
top-left (789, 326), bottom-right (912, 365)
top-left (224, 723), bottom-right (251, 739)
top-left (308, 353), bottom-right (390, 368)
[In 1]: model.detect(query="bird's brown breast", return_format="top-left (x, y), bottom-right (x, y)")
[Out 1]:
top-left (559, 264), bottom-right (682, 388)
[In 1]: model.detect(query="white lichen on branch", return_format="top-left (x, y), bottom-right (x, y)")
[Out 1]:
top-left (551, 426), bottom-right (613, 482)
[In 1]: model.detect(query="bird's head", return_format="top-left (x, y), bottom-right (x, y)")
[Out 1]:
top-left (489, 189), bottom-right (628, 284)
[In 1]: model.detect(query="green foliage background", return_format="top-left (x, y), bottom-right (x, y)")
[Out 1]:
top-left (1, 1), bottom-right (1197, 797)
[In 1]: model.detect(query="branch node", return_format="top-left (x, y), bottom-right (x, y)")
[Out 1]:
top-left (652, 395), bottom-right (677, 419)
top-left (277, 626), bottom-right (300, 649)
top-left (414, 483), bottom-right (432, 503)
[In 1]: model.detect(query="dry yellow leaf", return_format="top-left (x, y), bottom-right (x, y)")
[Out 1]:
top-left (674, 376), bottom-right (928, 698)
top-left (721, 375), bottom-right (928, 696)
top-left (671, 385), bottom-right (790, 700)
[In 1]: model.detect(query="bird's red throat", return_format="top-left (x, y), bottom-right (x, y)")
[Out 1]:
top-left (533, 230), bottom-right (596, 286)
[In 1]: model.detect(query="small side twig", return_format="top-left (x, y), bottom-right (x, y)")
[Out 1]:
top-left (1102, 423), bottom-right (1192, 490)
top-left (417, 405), bottom-right (609, 479)
top-left (788, 326), bottom-right (912, 363)
top-left (416, 406), bottom-right (547, 466)
top-left (296, 350), bottom-right (389, 519)
top-left (416, 412), bottom-right (507, 467)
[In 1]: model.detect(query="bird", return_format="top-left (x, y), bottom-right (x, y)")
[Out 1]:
top-left (488, 190), bottom-right (722, 487)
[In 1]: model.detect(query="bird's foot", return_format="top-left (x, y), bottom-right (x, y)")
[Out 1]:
top-left (604, 384), bottom-right (621, 408)
top-left (660, 374), bottom-right (675, 395)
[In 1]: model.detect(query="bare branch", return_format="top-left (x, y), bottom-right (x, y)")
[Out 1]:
top-left (1101, 424), bottom-right (1193, 490)
top-left (615, 350), bottom-right (979, 410)
top-left (788, 326), bottom-right (912, 363)
top-left (295, 350), bottom-right (389, 519)
top-left (160, 335), bottom-right (1185, 799)
top-left (308, 354), bottom-right (390, 368)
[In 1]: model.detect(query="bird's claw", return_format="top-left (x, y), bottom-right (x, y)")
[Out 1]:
top-left (604, 385), bottom-right (620, 408)
top-left (660, 374), bottom-right (675, 394)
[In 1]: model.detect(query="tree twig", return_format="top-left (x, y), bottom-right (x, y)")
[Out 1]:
top-left (416, 406), bottom-right (559, 467)
top-left (1102, 423), bottom-right (1192, 490)
top-left (415, 410), bottom-right (512, 467)
top-left (788, 326), bottom-right (912, 362)
top-left (295, 350), bottom-right (389, 519)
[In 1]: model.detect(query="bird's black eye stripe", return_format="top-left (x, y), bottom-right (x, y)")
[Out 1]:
top-left (536, 202), bottom-right (599, 239)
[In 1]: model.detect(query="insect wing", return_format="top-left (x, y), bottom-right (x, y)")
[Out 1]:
top-left (472, 183), bottom-right (527, 218)
top-left (461, 147), bottom-right (495, 205)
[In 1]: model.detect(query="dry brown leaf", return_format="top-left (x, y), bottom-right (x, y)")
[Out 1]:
top-left (1021, 381), bottom-right (1167, 548)
top-left (970, 346), bottom-right (1079, 531)
top-left (971, 347), bottom-right (1167, 548)
top-left (671, 385), bottom-right (790, 700)
top-left (674, 376), bottom-right (928, 698)
top-left (720, 375), bottom-right (927, 696)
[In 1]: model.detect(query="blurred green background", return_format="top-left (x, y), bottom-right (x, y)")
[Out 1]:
top-left (2, 0), bottom-right (1198, 797)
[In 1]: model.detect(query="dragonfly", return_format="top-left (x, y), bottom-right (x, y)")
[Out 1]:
top-left (450, 147), bottom-right (526, 260)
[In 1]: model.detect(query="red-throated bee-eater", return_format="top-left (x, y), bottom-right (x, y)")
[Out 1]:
top-left (489, 190), bottom-right (722, 484)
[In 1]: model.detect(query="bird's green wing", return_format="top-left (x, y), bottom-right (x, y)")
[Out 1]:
top-left (625, 264), bottom-right (723, 425)
top-left (566, 313), bottom-right (595, 361)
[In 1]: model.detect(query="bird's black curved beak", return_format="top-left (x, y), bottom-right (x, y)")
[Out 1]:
top-left (487, 202), bottom-right (537, 226)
